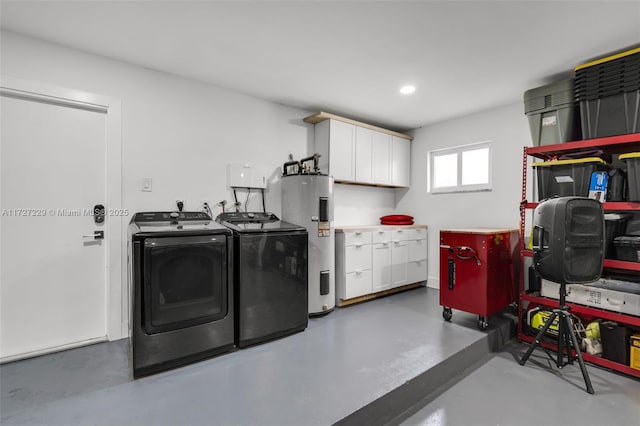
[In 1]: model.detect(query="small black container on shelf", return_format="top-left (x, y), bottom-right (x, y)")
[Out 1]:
top-left (604, 214), bottom-right (629, 259)
top-left (575, 47), bottom-right (640, 139)
top-left (600, 321), bottom-right (633, 365)
top-left (613, 235), bottom-right (640, 262)
top-left (620, 152), bottom-right (640, 201)
top-left (607, 168), bottom-right (626, 201)
top-left (624, 214), bottom-right (640, 235)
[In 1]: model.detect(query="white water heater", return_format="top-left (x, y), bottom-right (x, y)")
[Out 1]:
top-left (281, 156), bottom-right (335, 315)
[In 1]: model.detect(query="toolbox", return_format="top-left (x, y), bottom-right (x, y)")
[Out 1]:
top-left (439, 228), bottom-right (519, 330)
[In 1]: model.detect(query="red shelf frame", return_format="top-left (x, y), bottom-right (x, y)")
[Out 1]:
top-left (518, 133), bottom-right (640, 379)
top-left (519, 334), bottom-right (640, 378)
top-left (526, 133), bottom-right (640, 159)
top-left (521, 249), bottom-right (640, 271)
top-left (521, 293), bottom-right (640, 327)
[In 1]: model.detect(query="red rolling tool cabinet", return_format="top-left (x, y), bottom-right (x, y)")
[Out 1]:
top-left (439, 228), bottom-right (519, 330)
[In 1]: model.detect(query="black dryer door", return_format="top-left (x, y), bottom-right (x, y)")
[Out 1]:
top-left (142, 234), bottom-right (228, 334)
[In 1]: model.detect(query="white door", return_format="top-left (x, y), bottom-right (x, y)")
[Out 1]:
top-left (1, 92), bottom-right (108, 361)
top-left (355, 126), bottom-right (373, 184)
top-left (391, 241), bottom-right (409, 288)
top-left (391, 136), bottom-right (411, 187)
top-left (407, 239), bottom-right (428, 283)
top-left (372, 242), bottom-right (391, 292)
top-left (372, 131), bottom-right (391, 185)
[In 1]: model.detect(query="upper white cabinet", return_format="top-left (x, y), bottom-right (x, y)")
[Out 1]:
top-left (355, 126), bottom-right (373, 184)
top-left (371, 131), bottom-right (391, 185)
top-left (315, 119), bottom-right (356, 182)
top-left (391, 136), bottom-right (410, 187)
top-left (305, 112), bottom-right (412, 188)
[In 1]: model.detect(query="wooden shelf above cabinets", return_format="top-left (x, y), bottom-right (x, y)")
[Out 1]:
top-left (303, 111), bottom-right (413, 140)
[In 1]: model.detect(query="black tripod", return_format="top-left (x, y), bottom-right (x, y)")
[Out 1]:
top-left (519, 282), bottom-right (594, 394)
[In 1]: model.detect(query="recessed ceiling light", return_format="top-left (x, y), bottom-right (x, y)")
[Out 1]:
top-left (400, 85), bottom-right (416, 95)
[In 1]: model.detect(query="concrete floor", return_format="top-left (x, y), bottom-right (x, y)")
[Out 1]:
top-left (1, 286), bottom-right (638, 426)
top-left (401, 343), bottom-right (640, 426)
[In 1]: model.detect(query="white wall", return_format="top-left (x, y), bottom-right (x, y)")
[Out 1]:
top-left (1, 31), bottom-right (400, 339)
top-left (397, 102), bottom-right (531, 288)
top-left (0, 31), bottom-right (532, 339)
top-left (1, 31), bottom-right (315, 218)
top-left (333, 184), bottom-right (397, 226)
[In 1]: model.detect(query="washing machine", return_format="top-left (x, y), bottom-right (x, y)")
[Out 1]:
top-left (128, 211), bottom-right (234, 378)
top-left (216, 212), bottom-right (308, 348)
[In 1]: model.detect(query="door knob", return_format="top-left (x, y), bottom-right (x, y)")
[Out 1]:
top-left (83, 230), bottom-right (104, 240)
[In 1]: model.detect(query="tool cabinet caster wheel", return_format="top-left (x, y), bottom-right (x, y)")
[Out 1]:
top-left (477, 316), bottom-right (489, 330)
top-left (442, 307), bottom-right (453, 322)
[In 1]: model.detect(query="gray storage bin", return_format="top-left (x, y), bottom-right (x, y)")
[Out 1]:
top-left (524, 79), bottom-right (581, 146)
top-left (575, 48), bottom-right (640, 139)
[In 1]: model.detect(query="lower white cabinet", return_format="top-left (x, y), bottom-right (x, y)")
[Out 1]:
top-left (391, 239), bottom-right (409, 288)
top-left (372, 230), bottom-right (392, 292)
top-left (407, 240), bottom-right (428, 283)
top-left (336, 230), bottom-right (372, 300)
top-left (336, 225), bottom-right (427, 304)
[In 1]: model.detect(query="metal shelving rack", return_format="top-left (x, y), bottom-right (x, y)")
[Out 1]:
top-left (518, 132), bottom-right (640, 379)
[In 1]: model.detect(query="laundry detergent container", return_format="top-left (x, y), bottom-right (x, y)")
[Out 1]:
top-left (533, 157), bottom-right (610, 200)
top-left (524, 79), bottom-right (581, 146)
top-left (575, 47), bottom-right (640, 139)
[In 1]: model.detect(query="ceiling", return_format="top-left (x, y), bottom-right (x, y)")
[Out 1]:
top-left (1, 1), bottom-right (639, 132)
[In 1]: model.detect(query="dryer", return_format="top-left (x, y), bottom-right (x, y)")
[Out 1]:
top-left (128, 211), bottom-right (234, 378)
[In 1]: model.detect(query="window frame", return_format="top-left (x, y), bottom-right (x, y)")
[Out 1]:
top-left (428, 141), bottom-right (493, 194)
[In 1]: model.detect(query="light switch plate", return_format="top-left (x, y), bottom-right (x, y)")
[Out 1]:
top-left (142, 177), bottom-right (152, 192)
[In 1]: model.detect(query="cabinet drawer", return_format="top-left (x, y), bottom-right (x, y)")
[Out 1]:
top-left (408, 228), bottom-right (427, 241)
top-left (345, 244), bottom-right (371, 272)
top-left (344, 269), bottom-right (372, 299)
top-left (344, 231), bottom-right (372, 246)
top-left (372, 230), bottom-right (392, 244)
top-left (408, 239), bottom-right (427, 262)
top-left (391, 228), bottom-right (410, 242)
top-left (407, 259), bottom-right (428, 284)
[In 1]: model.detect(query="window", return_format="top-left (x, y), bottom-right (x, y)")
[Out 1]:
top-left (428, 141), bottom-right (492, 193)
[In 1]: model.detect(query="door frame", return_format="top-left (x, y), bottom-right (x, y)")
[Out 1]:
top-left (0, 75), bottom-right (124, 343)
